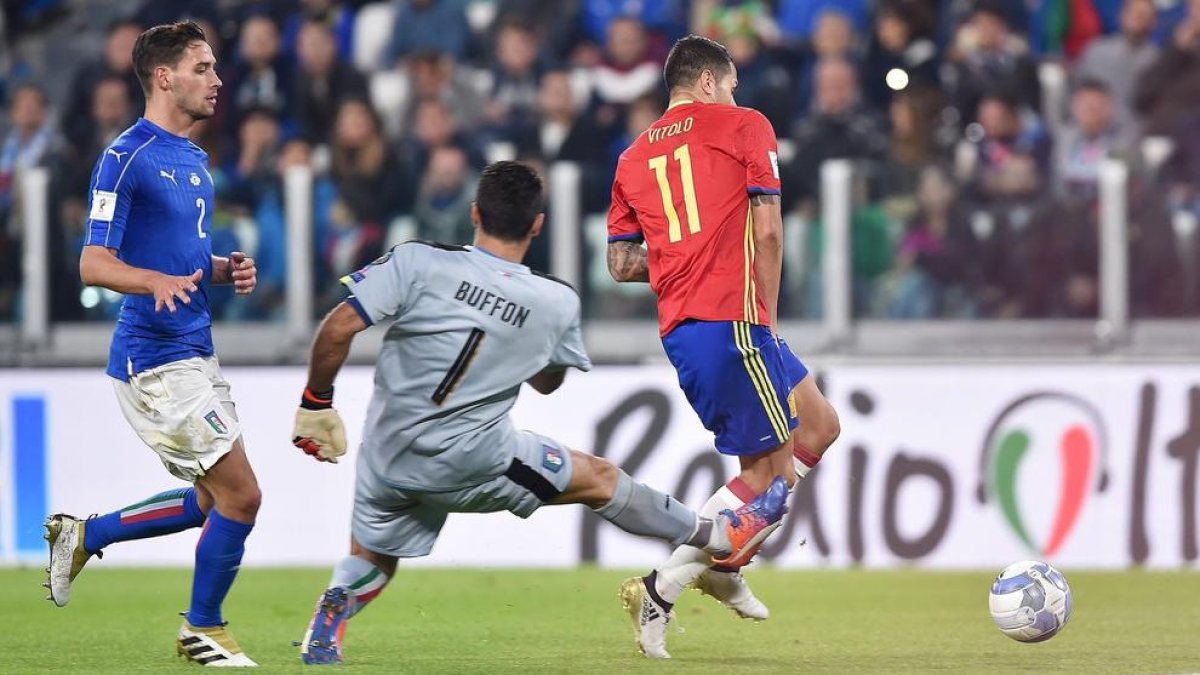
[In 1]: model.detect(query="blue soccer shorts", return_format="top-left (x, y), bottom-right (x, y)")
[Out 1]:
top-left (662, 319), bottom-right (809, 457)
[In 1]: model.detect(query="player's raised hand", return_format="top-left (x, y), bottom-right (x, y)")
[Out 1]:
top-left (229, 252), bottom-right (257, 295)
top-left (151, 269), bottom-right (203, 313)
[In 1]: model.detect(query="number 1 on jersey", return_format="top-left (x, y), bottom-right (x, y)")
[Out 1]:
top-left (195, 197), bottom-right (207, 239)
top-left (648, 144), bottom-right (701, 243)
top-left (432, 328), bottom-right (485, 405)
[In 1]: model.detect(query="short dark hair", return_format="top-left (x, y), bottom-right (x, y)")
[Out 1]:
top-left (663, 34), bottom-right (733, 92)
top-left (475, 161), bottom-right (544, 241)
top-left (971, 0), bottom-right (1009, 23)
top-left (1076, 78), bottom-right (1112, 96)
top-left (133, 21), bottom-right (208, 95)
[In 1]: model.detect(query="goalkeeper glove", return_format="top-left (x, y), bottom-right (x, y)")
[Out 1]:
top-left (293, 387), bottom-right (347, 463)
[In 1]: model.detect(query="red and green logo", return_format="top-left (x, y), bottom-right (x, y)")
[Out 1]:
top-left (978, 393), bottom-right (1110, 557)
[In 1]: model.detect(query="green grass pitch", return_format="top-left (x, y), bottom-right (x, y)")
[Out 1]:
top-left (1, 567), bottom-right (1197, 673)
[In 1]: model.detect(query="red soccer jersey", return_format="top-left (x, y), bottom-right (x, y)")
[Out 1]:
top-left (608, 101), bottom-right (781, 336)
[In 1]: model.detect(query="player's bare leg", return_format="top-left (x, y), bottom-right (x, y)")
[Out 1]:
top-left (177, 440), bottom-right (261, 667)
top-left (695, 374), bottom-right (841, 617)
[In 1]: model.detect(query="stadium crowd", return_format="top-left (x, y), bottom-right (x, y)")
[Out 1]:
top-left (0, 0), bottom-right (1197, 323)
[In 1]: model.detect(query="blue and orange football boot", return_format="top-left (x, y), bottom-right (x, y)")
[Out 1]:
top-left (712, 475), bottom-right (790, 568)
top-left (300, 587), bottom-right (351, 665)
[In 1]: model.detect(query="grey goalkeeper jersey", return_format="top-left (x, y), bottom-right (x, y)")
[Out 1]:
top-left (342, 241), bottom-right (592, 491)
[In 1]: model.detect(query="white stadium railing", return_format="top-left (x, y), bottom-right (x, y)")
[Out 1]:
top-left (4, 157), bottom-right (1194, 366)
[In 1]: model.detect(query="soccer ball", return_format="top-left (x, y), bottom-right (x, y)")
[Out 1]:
top-left (988, 560), bottom-right (1072, 642)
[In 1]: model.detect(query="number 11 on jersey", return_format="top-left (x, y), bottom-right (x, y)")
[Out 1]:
top-left (648, 144), bottom-right (701, 243)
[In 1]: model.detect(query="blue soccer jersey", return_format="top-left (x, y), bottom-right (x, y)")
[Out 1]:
top-left (84, 118), bottom-right (217, 381)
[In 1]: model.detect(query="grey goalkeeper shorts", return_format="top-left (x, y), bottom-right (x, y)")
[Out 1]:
top-left (351, 431), bottom-right (574, 558)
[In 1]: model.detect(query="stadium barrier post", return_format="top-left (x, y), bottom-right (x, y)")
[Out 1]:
top-left (1098, 159), bottom-right (1130, 349)
top-left (821, 159), bottom-right (853, 348)
top-left (284, 165), bottom-right (315, 349)
top-left (19, 167), bottom-right (50, 349)
top-left (549, 161), bottom-right (582, 290)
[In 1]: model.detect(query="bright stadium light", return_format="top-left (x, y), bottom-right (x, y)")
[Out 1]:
top-left (80, 286), bottom-right (100, 309)
top-left (886, 68), bottom-right (909, 91)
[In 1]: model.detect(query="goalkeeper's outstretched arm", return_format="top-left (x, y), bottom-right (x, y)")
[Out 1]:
top-left (293, 301), bottom-right (369, 463)
top-left (306, 301), bottom-right (369, 393)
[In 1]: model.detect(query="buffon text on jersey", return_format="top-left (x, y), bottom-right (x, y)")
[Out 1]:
top-left (453, 281), bottom-right (531, 328)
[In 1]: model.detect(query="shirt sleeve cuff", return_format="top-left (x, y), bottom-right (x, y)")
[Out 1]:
top-left (345, 295), bottom-right (374, 326)
top-left (747, 186), bottom-right (782, 196)
top-left (607, 232), bottom-right (645, 243)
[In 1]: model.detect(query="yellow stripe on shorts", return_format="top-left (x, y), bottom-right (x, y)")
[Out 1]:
top-left (733, 322), bottom-right (789, 443)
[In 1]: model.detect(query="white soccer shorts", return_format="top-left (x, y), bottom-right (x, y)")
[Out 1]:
top-left (113, 356), bottom-right (241, 482)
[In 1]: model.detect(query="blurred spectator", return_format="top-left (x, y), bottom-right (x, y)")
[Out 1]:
top-left (57, 76), bottom-right (135, 215)
top-left (403, 98), bottom-right (485, 178)
top-left (793, 9), bottom-right (859, 117)
top-left (1075, 0), bottom-right (1159, 124)
top-left (802, 169), bottom-right (894, 318)
top-left (515, 69), bottom-right (613, 211)
top-left (1151, 0), bottom-right (1197, 45)
top-left (590, 17), bottom-right (661, 105)
top-left (1054, 81), bottom-right (1133, 201)
top-left (520, 70), bottom-right (606, 164)
top-left (134, 0), bottom-right (220, 30)
top-left (1030, 0), bottom-right (1106, 59)
top-left (386, 0), bottom-right (472, 65)
top-left (226, 16), bottom-right (291, 127)
top-left (1010, 199), bottom-right (1100, 318)
top-left (944, 2), bottom-right (1042, 124)
top-left (322, 198), bottom-right (384, 300)
top-left (885, 165), bottom-right (980, 318)
top-left (482, 21), bottom-right (544, 141)
top-left (61, 19), bottom-right (143, 153)
top-left (879, 85), bottom-right (946, 216)
top-left (776, 0), bottom-right (869, 43)
top-left (225, 107), bottom-right (283, 210)
top-left (404, 50), bottom-right (485, 137)
top-left (694, 0), bottom-right (780, 46)
top-left (86, 76), bottom-right (136, 155)
top-left (493, 0), bottom-right (582, 63)
top-left (861, 0), bottom-right (939, 110)
top-left (578, 0), bottom-right (688, 55)
top-left (331, 98), bottom-right (407, 227)
top-left (251, 138), bottom-right (338, 319)
top-left (610, 93), bottom-right (665, 169)
top-left (414, 145), bottom-right (478, 244)
top-left (1, 83), bottom-right (59, 226)
top-left (790, 58), bottom-right (888, 204)
top-left (281, 0), bottom-right (357, 64)
top-left (0, 83), bottom-right (59, 319)
top-left (1134, 0), bottom-right (1200, 137)
top-left (959, 92), bottom-right (1050, 205)
top-left (696, 4), bottom-right (793, 129)
top-left (293, 19), bottom-right (368, 143)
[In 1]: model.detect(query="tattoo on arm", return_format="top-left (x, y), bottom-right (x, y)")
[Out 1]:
top-left (607, 241), bottom-right (650, 283)
top-left (750, 194), bottom-right (780, 206)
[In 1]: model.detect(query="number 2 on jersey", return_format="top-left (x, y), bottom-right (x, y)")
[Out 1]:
top-left (195, 197), bottom-right (207, 239)
top-left (648, 144), bottom-right (701, 242)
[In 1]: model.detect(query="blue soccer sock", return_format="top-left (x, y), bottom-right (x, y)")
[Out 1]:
top-left (83, 487), bottom-right (206, 554)
top-left (186, 509), bottom-right (254, 627)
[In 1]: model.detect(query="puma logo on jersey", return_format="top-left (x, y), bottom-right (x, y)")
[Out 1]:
top-left (106, 148), bottom-right (128, 162)
top-left (160, 169), bottom-right (177, 184)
